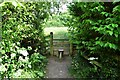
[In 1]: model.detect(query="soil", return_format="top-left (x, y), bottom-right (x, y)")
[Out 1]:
top-left (45, 56), bottom-right (72, 78)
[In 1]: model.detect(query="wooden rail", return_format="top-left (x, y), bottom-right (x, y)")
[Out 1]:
top-left (53, 39), bottom-right (69, 41)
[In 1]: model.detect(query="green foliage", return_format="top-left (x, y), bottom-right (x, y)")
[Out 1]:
top-left (28, 53), bottom-right (48, 78)
top-left (59, 12), bottom-right (72, 27)
top-left (65, 2), bottom-right (120, 78)
top-left (0, 1), bottom-right (50, 78)
top-left (45, 14), bottom-right (64, 27)
top-left (70, 53), bottom-right (119, 79)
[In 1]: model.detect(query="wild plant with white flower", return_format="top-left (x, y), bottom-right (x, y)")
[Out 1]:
top-left (17, 48), bottom-right (29, 57)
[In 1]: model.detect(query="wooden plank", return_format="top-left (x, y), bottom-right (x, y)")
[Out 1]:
top-left (53, 42), bottom-right (70, 43)
top-left (54, 49), bottom-right (70, 52)
top-left (53, 39), bottom-right (69, 41)
top-left (54, 47), bottom-right (70, 49)
top-left (52, 38), bottom-right (70, 56)
top-left (53, 44), bottom-right (70, 46)
top-left (53, 44), bottom-right (70, 47)
top-left (54, 43), bottom-right (69, 45)
top-left (58, 49), bottom-right (64, 51)
top-left (53, 43), bottom-right (70, 45)
top-left (82, 55), bottom-right (102, 68)
top-left (53, 49), bottom-right (70, 51)
top-left (53, 41), bottom-right (68, 43)
top-left (90, 60), bottom-right (102, 68)
top-left (53, 50), bottom-right (70, 55)
top-left (54, 49), bottom-right (70, 51)
top-left (53, 42), bottom-right (70, 44)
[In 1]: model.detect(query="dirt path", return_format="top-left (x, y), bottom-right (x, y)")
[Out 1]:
top-left (45, 56), bottom-right (72, 78)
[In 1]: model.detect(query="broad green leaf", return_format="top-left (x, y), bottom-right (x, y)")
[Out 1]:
top-left (104, 42), bottom-right (109, 47)
top-left (96, 41), bottom-right (104, 47)
top-left (114, 0), bottom-right (120, 2)
top-left (115, 34), bottom-right (118, 38)
top-left (101, 12), bottom-right (106, 15)
top-left (113, 5), bottom-right (120, 12)
top-left (107, 31), bottom-right (113, 36)
top-left (112, 44), bottom-right (118, 50)
top-left (111, 24), bottom-right (118, 28)
top-left (105, 13), bottom-right (109, 17)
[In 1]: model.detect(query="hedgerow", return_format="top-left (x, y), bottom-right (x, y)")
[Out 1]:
top-left (0, 1), bottom-right (50, 78)
top-left (65, 2), bottom-right (120, 78)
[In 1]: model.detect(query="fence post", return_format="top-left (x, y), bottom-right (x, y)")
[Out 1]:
top-left (50, 32), bottom-right (53, 56)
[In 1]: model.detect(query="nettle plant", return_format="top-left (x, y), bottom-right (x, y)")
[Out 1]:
top-left (0, 1), bottom-right (50, 78)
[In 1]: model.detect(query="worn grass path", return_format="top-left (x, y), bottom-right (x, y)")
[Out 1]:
top-left (45, 56), bottom-right (72, 78)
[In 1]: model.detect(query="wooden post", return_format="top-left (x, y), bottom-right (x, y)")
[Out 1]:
top-left (50, 32), bottom-right (53, 56)
top-left (70, 43), bottom-right (73, 56)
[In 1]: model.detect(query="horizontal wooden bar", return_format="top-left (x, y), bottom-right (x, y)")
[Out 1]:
top-left (53, 39), bottom-right (69, 41)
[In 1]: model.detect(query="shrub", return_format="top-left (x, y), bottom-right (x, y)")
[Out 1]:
top-left (0, 1), bottom-right (50, 78)
top-left (66, 2), bottom-right (120, 78)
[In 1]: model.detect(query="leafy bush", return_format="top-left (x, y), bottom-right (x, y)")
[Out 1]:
top-left (0, 1), bottom-right (50, 78)
top-left (70, 53), bottom-right (119, 79)
top-left (65, 2), bottom-right (120, 78)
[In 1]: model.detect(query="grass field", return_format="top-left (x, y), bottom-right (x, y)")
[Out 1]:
top-left (44, 27), bottom-right (69, 39)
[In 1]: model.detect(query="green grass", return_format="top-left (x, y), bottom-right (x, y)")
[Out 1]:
top-left (44, 27), bottom-right (69, 39)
